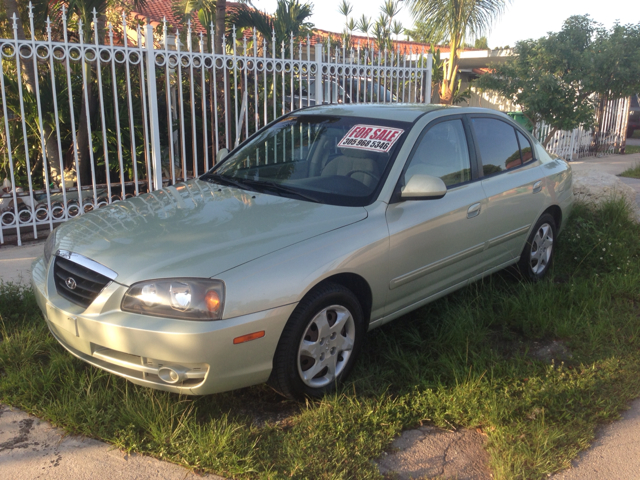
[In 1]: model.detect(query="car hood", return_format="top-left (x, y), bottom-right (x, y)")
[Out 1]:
top-left (53, 179), bottom-right (367, 285)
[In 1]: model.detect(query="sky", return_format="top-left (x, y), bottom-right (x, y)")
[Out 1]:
top-left (254, 0), bottom-right (638, 48)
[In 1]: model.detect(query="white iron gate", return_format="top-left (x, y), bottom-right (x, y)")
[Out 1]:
top-left (0, 3), bottom-right (433, 245)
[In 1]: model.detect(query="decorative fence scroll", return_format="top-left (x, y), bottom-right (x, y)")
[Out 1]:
top-left (0, 3), bottom-right (433, 245)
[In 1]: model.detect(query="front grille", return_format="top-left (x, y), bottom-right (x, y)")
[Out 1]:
top-left (53, 255), bottom-right (111, 308)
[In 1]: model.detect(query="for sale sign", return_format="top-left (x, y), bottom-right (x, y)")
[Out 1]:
top-left (337, 125), bottom-right (404, 153)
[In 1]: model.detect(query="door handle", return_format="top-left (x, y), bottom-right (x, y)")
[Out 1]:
top-left (467, 203), bottom-right (481, 219)
top-left (533, 181), bottom-right (542, 194)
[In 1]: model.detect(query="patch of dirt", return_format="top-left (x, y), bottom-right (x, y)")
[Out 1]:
top-left (228, 386), bottom-right (301, 428)
top-left (377, 425), bottom-right (492, 480)
top-left (528, 340), bottom-right (573, 364)
top-left (490, 336), bottom-right (574, 365)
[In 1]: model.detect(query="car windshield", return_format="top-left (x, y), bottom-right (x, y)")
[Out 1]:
top-left (204, 114), bottom-right (410, 206)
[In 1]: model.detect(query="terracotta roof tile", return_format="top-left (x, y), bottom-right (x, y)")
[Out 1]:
top-left (131, 0), bottom-right (242, 33)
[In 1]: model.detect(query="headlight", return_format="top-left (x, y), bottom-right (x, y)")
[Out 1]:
top-left (121, 278), bottom-right (225, 321)
top-left (43, 228), bottom-right (57, 265)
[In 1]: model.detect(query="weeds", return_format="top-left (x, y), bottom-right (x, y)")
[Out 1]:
top-left (1, 199), bottom-right (640, 479)
top-left (619, 162), bottom-right (640, 177)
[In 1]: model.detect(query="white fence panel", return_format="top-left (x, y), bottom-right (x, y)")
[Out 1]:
top-left (538, 96), bottom-right (630, 160)
top-left (0, 3), bottom-right (432, 245)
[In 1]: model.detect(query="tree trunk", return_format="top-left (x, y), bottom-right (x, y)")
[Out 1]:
top-left (75, 63), bottom-right (97, 187)
top-left (440, 36), bottom-right (462, 105)
top-left (214, 0), bottom-right (226, 54)
top-left (214, 0), bottom-right (231, 150)
top-left (3, 0), bottom-right (62, 185)
top-left (593, 94), bottom-right (609, 152)
top-left (543, 127), bottom-right (558, 148)
top-left (440, 58), bottom-right (458, 105)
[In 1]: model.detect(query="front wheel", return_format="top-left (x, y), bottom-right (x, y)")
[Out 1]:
top-left (269, 283), bottom-right (365, 400)
top-left (517, 213), bottom-right (557, 281)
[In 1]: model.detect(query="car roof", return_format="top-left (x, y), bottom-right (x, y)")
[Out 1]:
top-left (294, 103), bottom-right (512, 123)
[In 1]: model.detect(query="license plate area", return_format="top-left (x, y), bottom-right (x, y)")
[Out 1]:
top-left (46, 303), bottom-right (78, 337)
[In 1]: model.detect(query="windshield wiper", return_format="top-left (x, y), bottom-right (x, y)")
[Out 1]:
top-left (243, 180), bottom-right (322, 203)
top-left (201, 173), bottom-right (257, 192)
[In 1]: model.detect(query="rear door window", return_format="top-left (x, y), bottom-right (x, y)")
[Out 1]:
top-left (471, 118), bottom-right (522, 176)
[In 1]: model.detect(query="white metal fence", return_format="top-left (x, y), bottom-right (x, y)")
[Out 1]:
top-left (537, 96), bottom-right (630, 160)
top-left (0, 4), bottom-right (433, 245)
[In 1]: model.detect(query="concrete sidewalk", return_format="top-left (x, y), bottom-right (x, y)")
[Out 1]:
top-left (0, 242), bottom-right (44, 285)
top-left (570, 151), bottom-right (640, 175)
top-left (0, 405), bottom-right (218, 480)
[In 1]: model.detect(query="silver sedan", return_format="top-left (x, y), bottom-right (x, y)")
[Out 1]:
top-left (32, 104), bottom-right (573, 399)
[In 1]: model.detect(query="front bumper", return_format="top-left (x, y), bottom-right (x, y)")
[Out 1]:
top-left (31, 256), bottom-right (296, 395)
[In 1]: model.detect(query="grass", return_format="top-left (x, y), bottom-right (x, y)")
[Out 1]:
top-left (2, 199), bottom-right (640, 479)
top-left (620, 162), bottom-right (640, 178)
top-left (624, 146), bottom-right (640, 155)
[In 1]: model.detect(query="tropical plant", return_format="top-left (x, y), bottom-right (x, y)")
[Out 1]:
top-left (356, 14), bottom-right (371, 48)
top-left (337, 0), bottom-right (354, 48)
top-left (380, 0), bottom-right (400, 34)
top-left (229, 0), bottom-right (314, 46)
top-left (407, 0), bottom-right (510, 104)
top-left (1, 0), bottom-right (65, 182)
top-left (391, 20), bottom-right (403, 41)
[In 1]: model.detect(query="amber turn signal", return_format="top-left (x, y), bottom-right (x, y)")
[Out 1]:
top-left (205, 290), bottom-right (221, 313)
top-left (233, 331), bottom-right (265, 344)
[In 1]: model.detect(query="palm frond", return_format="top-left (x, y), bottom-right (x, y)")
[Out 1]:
top-left (407, 0), bottom-right (509, 47)
top-left (228, 4), bottom-right (273, 40)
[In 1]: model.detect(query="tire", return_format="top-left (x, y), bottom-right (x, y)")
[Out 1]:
top-left (269, 283), bottom-right (365, 400)
top-left (517, 213), bottom-right (557, 281)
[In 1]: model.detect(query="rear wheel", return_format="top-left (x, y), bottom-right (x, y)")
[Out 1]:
top-left (517, 213), bottom-right (556, 281)
top-left (269, 283), bottom-right (365, 400)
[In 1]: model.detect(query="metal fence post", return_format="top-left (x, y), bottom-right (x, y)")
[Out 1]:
top-left (425, 53), bottom-right (433, 104)
top-left (145, 25), bottom-right (163, 191)
top-left (314, 44), bottom-right (323, 105)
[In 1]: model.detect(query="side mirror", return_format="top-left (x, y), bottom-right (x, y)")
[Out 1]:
top-left (216, 148), bottom-right (229, 164)
top-left (401, 174), bottom-right (447, 200)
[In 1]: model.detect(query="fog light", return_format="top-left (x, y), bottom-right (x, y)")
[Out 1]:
top-left (158, 366), bottom-right (188, 384)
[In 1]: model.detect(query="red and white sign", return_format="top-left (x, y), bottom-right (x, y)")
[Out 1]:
top-left (337, 124), bottom-right (404, 153)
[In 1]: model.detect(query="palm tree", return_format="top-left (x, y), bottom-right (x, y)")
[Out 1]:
top-left (356, 15), bottom-right (371, 49)
top-left (337, 0), bottom-right (353, 48)
top-left (372, 14), bottom-right (388, 52)
top-left (407, 0), bottom-right (510, 104)
top-left (229, 0), bottom-right (314, 46)
top-left (171, 0), bottom-right (222, 51)
top-left (392, 20), bottom-right (403, 42)
top-left (372, 13), bottom-right (391, 52)
top-left (346, 18), bottom-right (356, 44)
top-left (380, 0), bottom-right (401, 35)
top-left (338, 0), bottom-right (352, 21)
